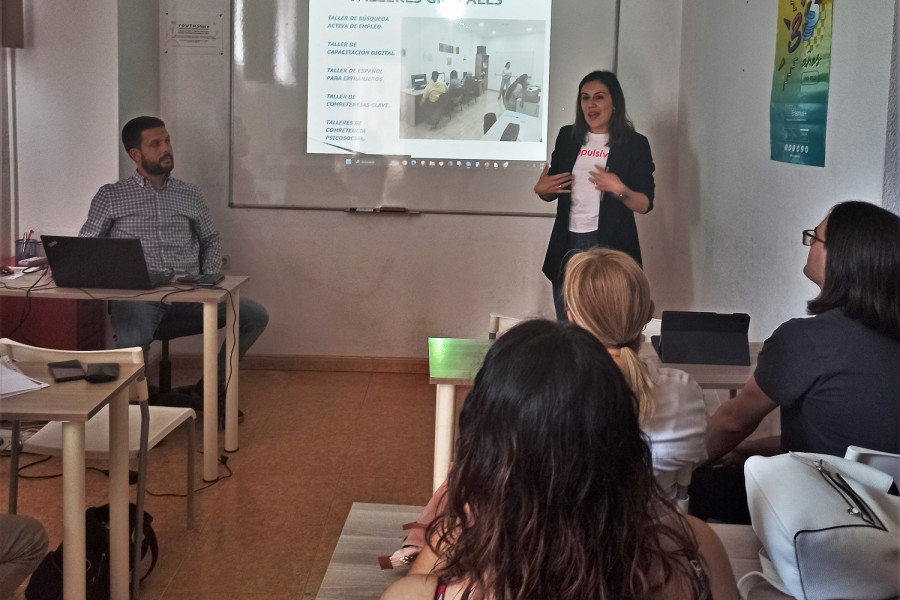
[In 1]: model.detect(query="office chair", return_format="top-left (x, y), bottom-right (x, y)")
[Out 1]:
top-left (483, 112), bottom-right (497, 134)
top-left (447, 85), bottom-right (463, 115)
top-left (0, 338), bottom-right (195, 599)
top-left (151, 316), bottom-right (205, 408)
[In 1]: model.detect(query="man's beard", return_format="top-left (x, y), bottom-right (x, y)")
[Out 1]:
top-left (142, 154), bottom-right (174, 176)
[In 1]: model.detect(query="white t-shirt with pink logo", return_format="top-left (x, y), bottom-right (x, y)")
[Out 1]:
top-left (569, 132), bottom-right (610, 233)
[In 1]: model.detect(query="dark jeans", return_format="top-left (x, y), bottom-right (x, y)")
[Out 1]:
top-left (552, 230), bottom-right (600, 320)
top-left (110, 297), bottom-right (269, 384)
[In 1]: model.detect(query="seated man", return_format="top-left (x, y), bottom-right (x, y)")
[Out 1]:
top-left (0, 514), bottom-right (48, 599)
top-left (691, 201), bottom-right (900, 523)
top-left (79, 116), bottom-right (269, 415)
top-left (420, 70), bottom-right (448, 128)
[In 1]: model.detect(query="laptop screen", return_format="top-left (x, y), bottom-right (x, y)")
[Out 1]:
top-left (41, 235), bottom-right (170, 290)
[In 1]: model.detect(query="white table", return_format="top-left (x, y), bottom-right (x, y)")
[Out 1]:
top-left (316, 503), bottom-right (790, 600)
top-left (0, 273), bottom-right (247, 481)
top-left (481, 110), bottom-right (542, 142)
top-left (427, 337), bottom-right (762, 491)
top-left (2, 362), bottom-right (144, 600)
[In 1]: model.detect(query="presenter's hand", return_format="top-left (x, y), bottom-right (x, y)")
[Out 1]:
top-left (534, 164), bottom-right (572, 200)
top-left (588, 165), bottom-right (627, 197)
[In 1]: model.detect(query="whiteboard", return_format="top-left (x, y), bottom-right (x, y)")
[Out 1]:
top-left (494, 51), bottom-right (535, 78)
top-left (230, 0), bottom-right (618, 215)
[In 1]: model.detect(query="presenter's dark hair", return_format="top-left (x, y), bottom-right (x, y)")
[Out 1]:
top-left (428, 319), bottom-right (703, 600)
top-left (431, 70), bottom-right (439, 81)
top-left (122, 116), bottom-right (166, 152)
top-left (808, 201), bottom-right (900, 340)
top-left (573, 70), bottom-right (634, 147)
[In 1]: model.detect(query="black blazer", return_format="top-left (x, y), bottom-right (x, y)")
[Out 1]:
top-left (541, 125), bottom-right (655, 285)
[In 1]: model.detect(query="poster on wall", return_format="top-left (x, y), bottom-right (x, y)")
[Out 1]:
top-left (770, 0), bottom-right (833, 167)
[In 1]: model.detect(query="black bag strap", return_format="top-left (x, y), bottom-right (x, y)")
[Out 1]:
top-left (93, 503), bottom-right (159, 581)
top-left (138, 512), bottom-right (158, 582)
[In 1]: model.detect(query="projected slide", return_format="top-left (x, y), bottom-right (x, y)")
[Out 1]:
top-left (308, 0), bottom-right (551, 161)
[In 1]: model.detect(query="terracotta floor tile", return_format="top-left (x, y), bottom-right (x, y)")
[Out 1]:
top-left (1, 368), bottom-right (436, 598)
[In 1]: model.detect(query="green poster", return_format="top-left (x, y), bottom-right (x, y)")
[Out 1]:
top-left (770, 0), bottom-right (833, 167)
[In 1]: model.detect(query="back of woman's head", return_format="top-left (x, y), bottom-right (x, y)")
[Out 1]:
top-left (433, 320), bottom-right (695, 600)
top-left (563, 248), bottom-right (656, 423)
top-left (809, 201), bottom-right (900, 339)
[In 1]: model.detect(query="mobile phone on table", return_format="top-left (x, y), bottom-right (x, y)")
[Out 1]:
top-left (85, 363), bottom-right (119, 383)
top-left (48, 360), bottom-right (86, 382)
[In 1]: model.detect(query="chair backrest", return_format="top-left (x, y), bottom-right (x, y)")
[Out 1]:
top-left (483, 112), bottom-right (497, 133)
top-left (488, 313), bottom-right (523, 340)
top-left (643, 317), bottom-right (662, 339)
top-left (844, 445), bottom-right (900, 482)
top-left (0, 338), bottom-right (148, 402)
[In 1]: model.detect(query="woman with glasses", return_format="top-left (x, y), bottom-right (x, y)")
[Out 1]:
top-left (533, 70), bottom-right (655, 320)
top-left (691, 201), bottom-right (900, 524)
top-left (381, 320), bottom-right (738, 600)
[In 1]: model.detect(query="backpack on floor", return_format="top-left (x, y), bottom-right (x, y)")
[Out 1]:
top-left (25, 503), bottom-right (158, 600)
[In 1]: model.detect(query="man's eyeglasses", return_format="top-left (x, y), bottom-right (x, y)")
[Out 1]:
top-left (802, 229), bottom-right (825, 246)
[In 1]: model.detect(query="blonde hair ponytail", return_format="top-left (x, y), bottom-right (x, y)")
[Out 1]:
top-left (563, 248), bottom-right (656, 425)
top-left (617, 346), bottom-right (655, 424)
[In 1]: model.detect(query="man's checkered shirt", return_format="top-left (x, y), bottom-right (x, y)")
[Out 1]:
top-left (79, 172), bottom-right (222, 274)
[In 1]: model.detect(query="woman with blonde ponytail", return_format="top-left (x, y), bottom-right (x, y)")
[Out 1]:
top-left (563, 248), bottom-right (708, 498)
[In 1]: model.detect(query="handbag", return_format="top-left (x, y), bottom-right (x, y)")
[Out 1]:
top-left (25, 504), bottom-right (158, 600)
top-left (741, 452), bottom-right (900, 600)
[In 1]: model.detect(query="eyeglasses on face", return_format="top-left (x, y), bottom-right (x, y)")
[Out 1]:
top-left (802, 229), bottom-right (825, 246)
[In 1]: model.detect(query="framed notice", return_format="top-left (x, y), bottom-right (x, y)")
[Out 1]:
top-left (770, 0), bottom-right (833, 167)
top-left (163, 11), bottom-right (224, 55)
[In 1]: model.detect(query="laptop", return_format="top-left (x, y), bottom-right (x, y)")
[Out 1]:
top-left (651, 311), bottom-right (751, 365)
top-left (41, 235), bottom-right (172, 290)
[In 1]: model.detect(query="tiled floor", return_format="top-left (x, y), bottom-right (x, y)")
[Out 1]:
top-left (1, 367), bottom-right (438, 599)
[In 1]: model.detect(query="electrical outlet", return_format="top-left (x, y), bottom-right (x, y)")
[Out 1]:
top-left (221, 254), bottom-right (231, 270)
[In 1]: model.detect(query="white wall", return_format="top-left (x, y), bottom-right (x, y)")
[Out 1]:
top-left (118, 0), bottom-right (160, 180)
top-left (16, 1), bottom-right (120, 234)
top-left (14, 0), bottom-right (896, 359)
top-left (669, 0), bottom-right (893, 341)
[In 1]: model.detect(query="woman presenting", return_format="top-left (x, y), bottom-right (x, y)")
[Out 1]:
top-left (534, 70), bottom-right (655, 319)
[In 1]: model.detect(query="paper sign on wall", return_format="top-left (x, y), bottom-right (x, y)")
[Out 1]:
top-left (164, 12), bottom-right (223, 55)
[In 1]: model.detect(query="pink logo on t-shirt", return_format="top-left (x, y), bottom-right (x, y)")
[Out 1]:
top-left (579, 148), bottom-right (608, 159)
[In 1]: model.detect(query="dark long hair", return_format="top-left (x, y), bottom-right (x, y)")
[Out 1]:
top-left (504, 74), bottom-right (529, 103)
top-left (807, 201), bottom-right (900, 340)
top-left (572, 70), bottom-right (634, 147)
top-left (428, 320), bottom-right (702, 600)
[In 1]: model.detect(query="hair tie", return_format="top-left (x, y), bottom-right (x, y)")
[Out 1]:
top-left (618, 335), bottom-right (643, 351)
